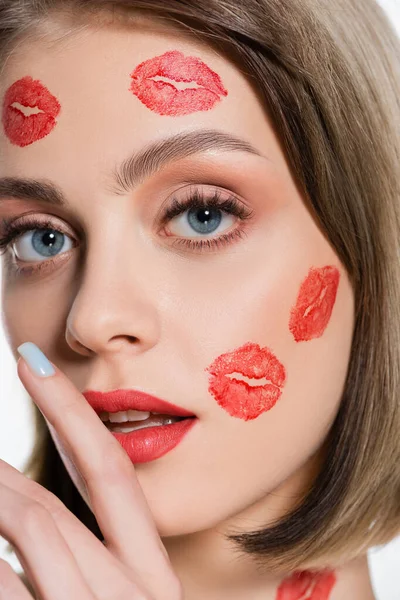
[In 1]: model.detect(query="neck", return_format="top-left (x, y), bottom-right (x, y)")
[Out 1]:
top-left (165, 531), bottom-right (375, 600)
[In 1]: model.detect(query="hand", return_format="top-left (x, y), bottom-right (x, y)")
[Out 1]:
top-left (0, 352), bottom-right (183, 600)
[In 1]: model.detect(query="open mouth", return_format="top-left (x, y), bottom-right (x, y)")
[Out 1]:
top-left (130, 50), bottom-right (228, 116)
top-left (100, 411), bottom-right (194, 433)
top-left (99, 410), bottom-right (198, 464)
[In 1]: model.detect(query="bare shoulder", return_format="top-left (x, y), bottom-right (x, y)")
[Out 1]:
top-left (331, 554), bottom-right (376, 600)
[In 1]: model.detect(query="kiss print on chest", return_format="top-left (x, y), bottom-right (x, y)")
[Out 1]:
top-left (2, 76), bottom-right (61, 147)
top-left (205, 342), bottom-right (286, 421)
top-left (289, 266), bottom-right (340, 342)
top-left (276, 569), bottom-right (337, 600)
top-left (130, 50), bottom-right (228, 116)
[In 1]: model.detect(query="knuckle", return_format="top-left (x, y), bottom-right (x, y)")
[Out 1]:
top-left (18, 500), bottom-right (52, 535)
top-left (28, 481), bottom-right (67, 516)
top-left (86, 443), bottom-right (133, 487)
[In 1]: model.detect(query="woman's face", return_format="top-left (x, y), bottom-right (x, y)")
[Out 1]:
top-left (0, 18), bottom-right (354, 538)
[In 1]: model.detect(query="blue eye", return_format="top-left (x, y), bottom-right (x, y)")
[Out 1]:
top-left (13, 229), bottom-right (73, 262)
top-left (188, 206), bottom-right (222, 234)
top-left (15, 229), bottom-right (71, 260)
top-left (169, 205), bottom-right (234, 237)
top-left (0, 217), bottom-right (75, 268)
top-left (160, 187), bottom-right (254, 250)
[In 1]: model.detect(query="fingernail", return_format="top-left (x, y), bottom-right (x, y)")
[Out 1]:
top-left (17, 342), bottom-right (56, 378)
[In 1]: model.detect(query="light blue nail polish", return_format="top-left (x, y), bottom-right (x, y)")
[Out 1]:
top-left (17, 342), bottom-right (56, 378)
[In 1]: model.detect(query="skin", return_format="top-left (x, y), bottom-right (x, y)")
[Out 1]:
top-left (0, 15), bottom-right (376, 600)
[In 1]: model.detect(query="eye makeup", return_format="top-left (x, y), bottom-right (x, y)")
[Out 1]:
top-left (289, 266), bottom-right (340, 342)
top-left (130, 50), bottom-right (228, 116)
top-left (0, 186), bottom-right (255, 276)
top-left (2, 76), bottom-right (61, 147)
top-left (205, 342), bottom-right (286, 421)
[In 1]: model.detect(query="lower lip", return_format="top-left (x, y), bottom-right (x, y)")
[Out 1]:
top-left (2, 76), bottom-right (61, 147)
top-left (109, 418), bottom-right (198, 464)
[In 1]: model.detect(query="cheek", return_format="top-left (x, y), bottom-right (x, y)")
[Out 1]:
top-left (1, 280), bottom-right (67, 354)
top-left (203, 263), bottom-right (350, 426)
top-left (2, 76), bottom-right (61, 147)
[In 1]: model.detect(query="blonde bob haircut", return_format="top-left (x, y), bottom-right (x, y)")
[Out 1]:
top-left (1, 0), bottom-right (400, 577)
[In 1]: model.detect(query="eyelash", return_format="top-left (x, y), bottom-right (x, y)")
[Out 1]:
top-left (0, 189), bottom-right (254, 275)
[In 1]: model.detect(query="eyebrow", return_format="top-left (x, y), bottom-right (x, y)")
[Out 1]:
top-left (0, 130), bottom-right (264, 207)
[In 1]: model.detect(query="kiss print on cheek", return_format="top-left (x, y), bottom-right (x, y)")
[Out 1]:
top-left (205, 342), bottom-right (286, 421)
top-left (289, 266), bottom-right (340, 343)
top-left (2, 76), bottom-right (61, 147)
top-left (129, 50), bottom-right (228, 116)
top-left (276, 569), bottom-right (337, 600)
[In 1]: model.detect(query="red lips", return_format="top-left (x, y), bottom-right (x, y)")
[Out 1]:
top-left (206, 342), bottom-right (287, 421)
top-left (289, 266), bottom-right (340, 342)
top-left (275, 569), bottom-right (337, 600)
top-left (130, 50), bottom-right (228, 116)
top-left (2, 76), bottom-right (61, 147)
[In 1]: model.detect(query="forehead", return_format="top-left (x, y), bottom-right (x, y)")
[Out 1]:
top-left (0, 21), bottom-right (286, 181)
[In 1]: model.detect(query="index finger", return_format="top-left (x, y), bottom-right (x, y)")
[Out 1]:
top-left (16, 344), bottom-right (181, 598)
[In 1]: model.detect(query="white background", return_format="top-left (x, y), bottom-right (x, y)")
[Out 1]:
top-left (1, 1), bottom-right (399, 597)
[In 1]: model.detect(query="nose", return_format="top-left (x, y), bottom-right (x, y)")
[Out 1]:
top-left (65, 239), bottom-right (160, 358)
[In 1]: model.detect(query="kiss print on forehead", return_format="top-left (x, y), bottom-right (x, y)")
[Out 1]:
top-left (205, 342), bottom-right (286, 421)
top-left (289, 266), bottom-right (340, 343)
top-left (129, 50), bottom-right (228, 117)
top-left (276, 569), bottom-right (337, 600)
top-left (2, 76), bottom-right (61, 147)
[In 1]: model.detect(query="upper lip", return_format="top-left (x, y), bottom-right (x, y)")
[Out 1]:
top-left (82, 389), bottom-right (196, 417)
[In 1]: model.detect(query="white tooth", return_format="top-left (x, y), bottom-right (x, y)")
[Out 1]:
top-left (105, 410), bottom-right (151, 423)
top-left (127, 410), bottom-right (151, 421)
top-left (109, 411), bottom-right (130, 423)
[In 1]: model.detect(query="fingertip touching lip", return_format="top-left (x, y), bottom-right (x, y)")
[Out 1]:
top-left (82, 389), bottom-right (196, 418)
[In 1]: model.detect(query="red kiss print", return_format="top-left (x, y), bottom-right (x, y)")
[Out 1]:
top-left (289, 266), bottom-right (340, 342)
top-left (2, 76), bottom-right (61, 147)
top-left (130, 50), bottom-right (228, 116)
top-left (205, 342), bottom-right (286, 421)
top-left (276, 569), bottom-right (337, 600)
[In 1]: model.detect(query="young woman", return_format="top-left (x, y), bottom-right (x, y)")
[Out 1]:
top-left (0, 1), bottom-right (399, 598)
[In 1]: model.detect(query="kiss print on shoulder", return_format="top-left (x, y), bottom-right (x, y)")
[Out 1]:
top-left (289, 266), bottom-right (340, 343)
top-left (205, 342), bottom-right (286, 421)
top-left (2, 76), bottom-right (61, 147)
top-left (276, 569), bottom-right (337, 600)
top-left (129, 50), bottom-right (228, 116)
